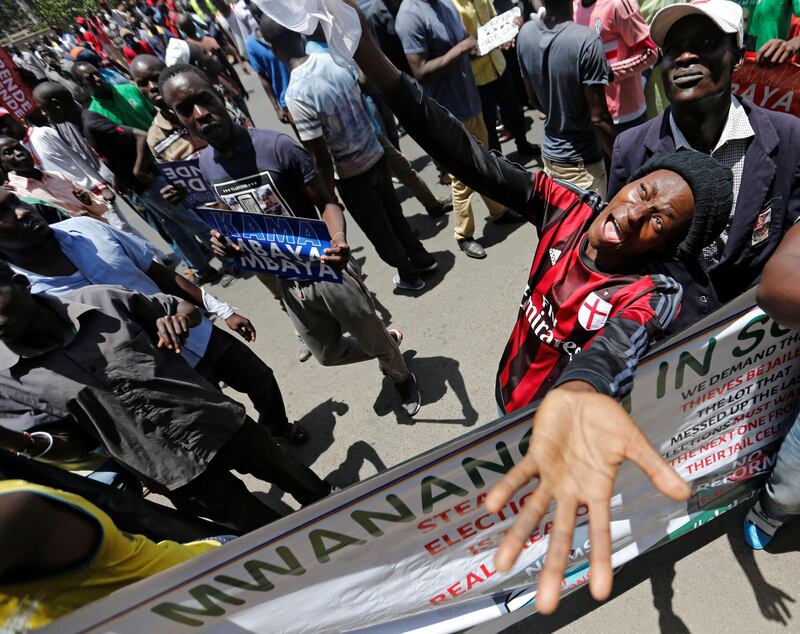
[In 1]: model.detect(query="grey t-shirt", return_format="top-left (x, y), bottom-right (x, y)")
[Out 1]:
top-left (396, 0), bottom-right (481, 122)
top-left (517, 18), bottom-right (610, 163)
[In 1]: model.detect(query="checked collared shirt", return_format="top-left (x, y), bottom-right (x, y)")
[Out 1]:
top-left (670, 96), bottom-right (755, 263)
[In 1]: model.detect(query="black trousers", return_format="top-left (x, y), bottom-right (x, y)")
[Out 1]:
top-left (167, 419), bottom-right (330, 533)
top-left (478, 68), bottom-right (528, 152)
top-left (338, 157), bottom-right (434, 280)
top-left (196, 326), bottom-right (290, 432)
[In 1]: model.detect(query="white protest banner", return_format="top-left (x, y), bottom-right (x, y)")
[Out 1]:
top-left (157, 159), bottom-right (218, 209)
top-left (197, 207), bottom-right (343, 283)
top-left (477, 8), bottom-right (521, 56)
top-left (47, 289), bottom-right (800, 634)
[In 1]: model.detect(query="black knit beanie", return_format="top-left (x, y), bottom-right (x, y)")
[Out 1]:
top-left (627, 149), bottom-right (733, 259)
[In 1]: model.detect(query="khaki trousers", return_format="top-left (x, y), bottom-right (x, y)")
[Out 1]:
top-left (542, 157), bottom-right (608, 200)
top-left (452, 114), bottom-right (507, 240)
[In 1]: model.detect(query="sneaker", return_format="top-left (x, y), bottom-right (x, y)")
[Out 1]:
top-left (389, 328), bottom-right (404, 346)
top-left (393, 274), bottom-right (425, 291)
top-left (743, 500), bottom-right (785, 549)
top-left (437, 170), bottom-right (452, 185)
top-left (458, 238), bottom-right (486, 259)
top-left (391, 175), bottom-right (401, 185)
top-left (426, 197), bottom-right (453, 218)
top-left (396, 372), bottom-right (421, 416)
top-left (297, 334), bottom-right (312, 363)
top-left (192, 267), bottom-right (222, 286)
top-left (494, 209), bottom-right (525, 225)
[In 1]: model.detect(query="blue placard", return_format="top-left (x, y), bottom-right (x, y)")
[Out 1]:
top-left (157, 159), bottom-right (217, 209)
top-left (197, 207), bottom-right (343, 283)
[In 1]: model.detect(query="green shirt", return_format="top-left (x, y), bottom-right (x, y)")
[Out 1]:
top-left (88, 83), bottom-right (156, 131)
top-left (734, 0), bottom-right (800, 50)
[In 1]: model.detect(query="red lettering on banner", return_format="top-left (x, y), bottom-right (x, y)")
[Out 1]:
top-left (428, 563), bottom-right (498, 605)
top-left (732, 54), bottom-right (800, 117)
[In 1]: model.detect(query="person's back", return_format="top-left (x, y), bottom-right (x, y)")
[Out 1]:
top-left (395, 0), bottom-right (482, 122)
top-left (0, 480), bottom-right (223, 630)
top-left (573, 0), bottom-right (652, 125)
top-left (285, 52), bottom-right (383, 180)
top-left (517, 17), bottom-right (608, 166)
top-left (89, 82), bottom-right (156, 130)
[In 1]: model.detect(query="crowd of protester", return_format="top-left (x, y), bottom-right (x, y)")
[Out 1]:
top-left (1, 0), bottom-right (800, 628)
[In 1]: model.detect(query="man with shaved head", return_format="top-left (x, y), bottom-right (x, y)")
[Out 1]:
top-left (72, 61), bottom-right (155, 131)
top-left (130, 54), bottom-right (208, 162)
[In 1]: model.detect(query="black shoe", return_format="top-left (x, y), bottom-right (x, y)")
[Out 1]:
top-left (426, 196), bottom-right (453, 218)
top-left (192, 267), bottom-right (222, 286)
top-left (458, 238), bottom-right (486, 259)
top-left (494, 209), bottom-right (525, 225)
top-left (396, 372), bottom-right (421, 416)
top-left (417, 259), bottom-right (438, 274)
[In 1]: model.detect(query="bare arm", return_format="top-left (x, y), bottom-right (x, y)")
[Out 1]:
top-left (0, 425), bottom-right (93, 463)
top-left (258, 74), bottom-right (289, 122)
top-left (0, 491), bottom-right (101, 581)
top-left (405, 36), bottom-right (476, 83)
top-left (583, 83), bottom-right (616, 157)
top-left (303, 172), bottom-right (350, 270)
top-left (147, 260), bottom-right (256, 341)
top-left (757, 222), bottom-right (800, 329)
top-left (301, 136), bottom-right (337, 202)
top-left (147, 260), bottom-right (204, 306)
top-left (523, 76), bottom-right (544, 113)
top-left (131, 128), bottom-right (154, 186)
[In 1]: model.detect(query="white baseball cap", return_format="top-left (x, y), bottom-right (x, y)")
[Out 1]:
top-left (650, 0), bottom-right (744, 48)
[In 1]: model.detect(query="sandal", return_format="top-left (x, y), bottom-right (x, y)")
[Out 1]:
top-left (272, 421), bottom-right (309, 445)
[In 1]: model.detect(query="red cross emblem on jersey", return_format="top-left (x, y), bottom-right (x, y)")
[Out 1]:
top-left (578, 292), bottom-right (612, 331)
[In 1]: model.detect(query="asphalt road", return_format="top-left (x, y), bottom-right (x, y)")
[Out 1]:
top-left (132, 68), bottom-right (800, 633)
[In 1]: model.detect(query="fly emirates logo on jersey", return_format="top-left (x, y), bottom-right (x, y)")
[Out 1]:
top-left (519, 287), bottom-right (581, 359)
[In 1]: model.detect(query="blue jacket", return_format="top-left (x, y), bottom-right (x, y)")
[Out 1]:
top-left (608, 98), bottom-right (800, 332)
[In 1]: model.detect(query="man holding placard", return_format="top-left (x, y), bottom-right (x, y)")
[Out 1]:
top-left (159, 64), bottom-right (424, 416)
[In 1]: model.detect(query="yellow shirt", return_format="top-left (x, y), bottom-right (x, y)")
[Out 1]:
top-left (0, 481), bottom-right (222, 631)
top-left (453, 0), bottom-right (507, 86)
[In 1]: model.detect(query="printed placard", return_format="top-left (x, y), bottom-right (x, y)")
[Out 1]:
top-left (197, 206), bottom-right (342, 283)
top-left (157, 159), bottom-right (217, 209)
top-left (477, 7), bottom-right (521, 56)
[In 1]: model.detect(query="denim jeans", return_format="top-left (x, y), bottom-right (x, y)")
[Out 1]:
top-left (131, 175), bottom-right (214, 272)
top-left (761, 412), bottom-right (800, 521)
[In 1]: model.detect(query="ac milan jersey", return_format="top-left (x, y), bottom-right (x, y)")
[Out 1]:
top-left (497, 172), bottom-right (682, 413)
top-left (383, 74), bottom-right (682, 415)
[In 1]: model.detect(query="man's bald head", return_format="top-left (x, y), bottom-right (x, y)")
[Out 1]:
top-left (130, 54), bottom-right (167, 107)
top-left (32, 81), bottom-right (80, 124)
top-left (259, 15), bottom-right (305, 62)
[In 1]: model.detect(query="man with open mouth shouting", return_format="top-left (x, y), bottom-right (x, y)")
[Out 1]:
top-left (327, 0), bottom-right (733, 613)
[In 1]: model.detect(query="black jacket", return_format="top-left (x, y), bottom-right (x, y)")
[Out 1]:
top-left (608, 98), bottom-right (800, 332)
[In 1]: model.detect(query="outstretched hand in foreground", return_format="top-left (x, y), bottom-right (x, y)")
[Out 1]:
top-left (485, 382), bottom-right (691, 614)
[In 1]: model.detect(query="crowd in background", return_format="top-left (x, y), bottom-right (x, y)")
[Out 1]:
top-left (1, 0), bottom-right (800, 629)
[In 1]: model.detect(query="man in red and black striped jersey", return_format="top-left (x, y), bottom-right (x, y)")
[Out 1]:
top-left (346, 3), bottom-right (731, 612)
top-left (371, 79), bottom-right (732, 415)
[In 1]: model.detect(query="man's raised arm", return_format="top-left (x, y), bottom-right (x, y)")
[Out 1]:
top-left (349, 4), bottom-right (533, 216)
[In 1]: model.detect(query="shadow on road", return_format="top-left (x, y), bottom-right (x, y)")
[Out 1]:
top-left (325, 441), bottom-right (389, 489)
top-left (499, 505), bottom-right (799, 633)
top-left (480, 214), bottom-right (528, 251)
top-left (391, 250), bottom-right (456, 297)
top-left (254, 399), bottom-right (349, 515)
top-left (372, 350), bottom-right (479, 426)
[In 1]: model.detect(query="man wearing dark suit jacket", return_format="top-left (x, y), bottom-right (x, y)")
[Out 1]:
top-left (608, 0), bottom-right (800, 332)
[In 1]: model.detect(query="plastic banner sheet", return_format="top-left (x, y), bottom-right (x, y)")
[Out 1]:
top-left (48, 288), bottom-right (799, 633)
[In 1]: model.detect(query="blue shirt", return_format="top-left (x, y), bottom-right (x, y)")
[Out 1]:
top-left (395, 0), bottom-right (481, 121)
top-left (246, 34), bottom-right (291, 108)
top-left (10, 217), bottom-right (212, 366)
